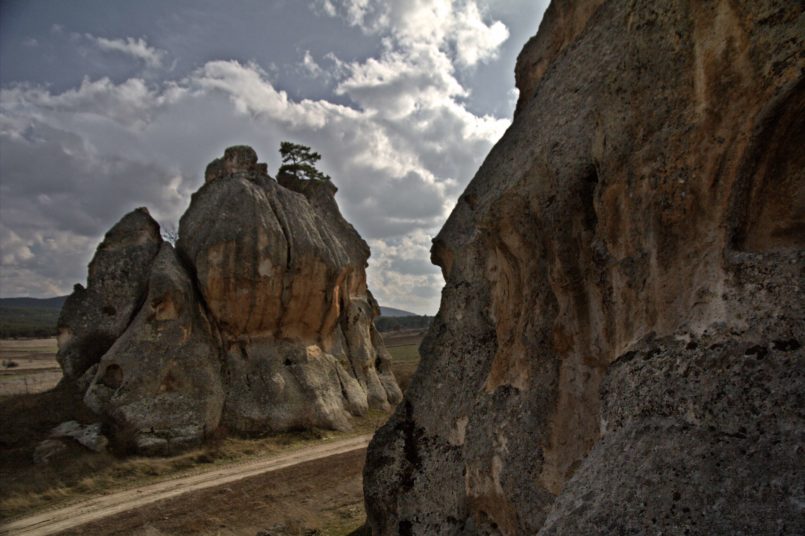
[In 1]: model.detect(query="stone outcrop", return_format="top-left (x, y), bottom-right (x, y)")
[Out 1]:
top-left (56, 208), bottom-right (162, 380)
top-left (83, 243), bottom-right (224, 453)
top-left (364, 1), bottom-right (804, 534)
top-left (49, 421), bottom-right (109, 452)
top-left (58, 146), bottom-right (400, 453)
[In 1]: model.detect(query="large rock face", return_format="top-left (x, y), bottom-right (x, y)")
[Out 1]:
top-left (364, 1), bottom-right (804, 534)
top-left (58, 146), bottom-right (400, 453)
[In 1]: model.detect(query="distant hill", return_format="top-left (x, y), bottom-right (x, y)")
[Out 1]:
top-left (379, 306), bottom-right (417, 317)
top-left (0, 296), bottom-right (67, 310)
top-left (375, 306), bottom-right (433, 333)
top-left (0, 296), bottom-right (66, 338)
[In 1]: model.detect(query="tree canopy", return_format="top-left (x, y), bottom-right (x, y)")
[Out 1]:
top-left (278, 141), bottom-right (331, 181)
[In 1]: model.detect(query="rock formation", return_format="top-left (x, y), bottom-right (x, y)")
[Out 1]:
top-left (57, 208), bottom-right (162, 381)
top-left (363, 1), bottom-right (804, 534)
top-left (58, 145), bottom-right (401, 454)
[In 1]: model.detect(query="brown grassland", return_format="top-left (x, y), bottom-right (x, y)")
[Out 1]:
top-left (0, 339), bottom-right (61, 396)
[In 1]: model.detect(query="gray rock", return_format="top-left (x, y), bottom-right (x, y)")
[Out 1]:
top-left (363, 0), bottom-right (804, 533)
top-left (56, 208), bottom-right (162, 380)
top-left (50, 420), bottom-right (108, 452)
top-left (540, 324), bottom-right (805, 535)
top-left (84, 243), bottom-right (224, 454)
top-left (33, 439), bottom-right (67, 465)
top-left (221, 340), bottom-right (364, 433)
top-left (178, 148), bottom-right (400, 434)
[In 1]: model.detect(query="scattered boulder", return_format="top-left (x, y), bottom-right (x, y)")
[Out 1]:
top-left (58, 147), bottom-right (400, 453)
top-left (50, 420), bottom-right (108, 452)
top-left (33, 439), bottom-right (68, 465)
top-left (363, 0), bottom-right (804, 534)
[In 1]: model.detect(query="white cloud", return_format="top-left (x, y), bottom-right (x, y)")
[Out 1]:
top-left (313, 0), bottom-right (338, 17)
top-left (453, 2), bottom-right (510, 67)
top-left (324, 0), bottom-right (509, 67)
top-left (88, 35), bottom-right (167, 69)
top-left (0, 222), bottom-right (96, 297)
top-left (0, 2), bottom-right (513, 313)
top-left (1, 76), bottom-right (187, 130)
top-left (303, 50), bottom-right (325, 78)
top-left (191, 60), bottom-right (337, 129)
top-left (0, 228), bottom-right (34, 265)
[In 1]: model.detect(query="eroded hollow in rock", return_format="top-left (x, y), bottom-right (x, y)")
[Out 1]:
top-left (735, 81), bottom-right (805, 253)
top-left (100, 364), bottom-right (123, 390)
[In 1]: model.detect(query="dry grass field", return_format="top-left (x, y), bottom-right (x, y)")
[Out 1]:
top-left (0, 331), bottom-right (423, 535)
top-left (0, 338), bottom-right (61, 396)
top-left (384, 329), bottom-right (424, 393)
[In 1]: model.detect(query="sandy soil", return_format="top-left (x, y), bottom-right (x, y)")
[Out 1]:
top-left (0, 339), bottom-right (58, 357)
top-left (0, 436), bottom-right (370, 536)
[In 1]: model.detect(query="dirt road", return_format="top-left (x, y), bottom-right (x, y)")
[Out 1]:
top-left (1, 435), bottom-right (371, 536)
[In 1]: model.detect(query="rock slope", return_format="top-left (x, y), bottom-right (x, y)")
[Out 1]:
top-left (363, 1), bottom-right (804, 534)
top-left (58, 146), bottom-right (401, 453)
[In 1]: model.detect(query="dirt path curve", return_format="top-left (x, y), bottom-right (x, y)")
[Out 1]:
top-left (1, 435), bottom-right (371, 536)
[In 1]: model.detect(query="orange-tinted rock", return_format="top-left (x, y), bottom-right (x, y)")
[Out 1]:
top-left (364, 1), bottom-right (804, 533)
top-left (178, 149), bottom-right (400, 431)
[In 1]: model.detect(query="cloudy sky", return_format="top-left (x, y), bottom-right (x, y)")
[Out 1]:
top-left (0, 0), bottom-right (548, 314)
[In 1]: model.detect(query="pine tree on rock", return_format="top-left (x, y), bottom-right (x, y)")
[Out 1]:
top-left (278, 141), bottom-right (331, 182)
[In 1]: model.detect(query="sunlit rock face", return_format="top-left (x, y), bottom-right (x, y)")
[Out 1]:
top-left (363, 1), bottom-right (804, 534)
top-left (58, 146), bottom-right (400, 454)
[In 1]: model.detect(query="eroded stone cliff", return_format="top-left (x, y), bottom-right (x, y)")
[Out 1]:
top-left (364, 1), bottom-right (804, 534)
top-left (58, 146), bottom-right (400, 453)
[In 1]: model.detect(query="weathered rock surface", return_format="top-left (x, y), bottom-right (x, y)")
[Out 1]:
top-left (178, 146), bottom-right (400, 432)
top-left (58, 146), bottom-right (399, 453)
top-left (364, 1), bottom-right (804, 534)
top-left (84, 243), bottom-right (224, 453)
top-left (50, 420), bottom-right (109, 452)
top-left (57, 208), bottom-right (162, 379)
